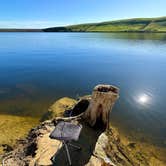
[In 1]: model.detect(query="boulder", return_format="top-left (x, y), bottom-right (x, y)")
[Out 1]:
top-left (85, 156), bottom-right (103, 166)
top-left (43, 97), bottom-right (77, 120)
top-left (29, 125), bottom-right (61, 166)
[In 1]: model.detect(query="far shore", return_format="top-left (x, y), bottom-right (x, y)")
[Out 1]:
top-left (0, 29), bottom-right (42, 32)
top-left (0, 29), bottom-right (166, 33)
top-left (1, 17), bottom-right (166, 33)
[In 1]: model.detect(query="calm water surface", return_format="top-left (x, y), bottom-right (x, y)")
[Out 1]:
top-left (0, 32), bottom-right (166, 147)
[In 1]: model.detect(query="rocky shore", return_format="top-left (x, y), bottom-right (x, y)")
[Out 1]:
top-left (1, 97), bottom-right (166, 166)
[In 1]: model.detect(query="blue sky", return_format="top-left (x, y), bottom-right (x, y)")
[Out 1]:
top-left (0, 0), bottom-right (166, 28)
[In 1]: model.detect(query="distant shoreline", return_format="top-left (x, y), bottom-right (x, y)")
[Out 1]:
top-left (0, 29), bottom-right (42, 32)
top-left (1, 16), bottom-right (166, 33)
top-left (0, 30), bottom-right (166, 33)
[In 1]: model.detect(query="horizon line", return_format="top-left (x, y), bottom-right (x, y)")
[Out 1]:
top-left (0, 16), bottom-right (165, 29)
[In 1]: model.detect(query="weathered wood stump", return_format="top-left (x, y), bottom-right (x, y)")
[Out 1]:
top-left (84, 84), bottom-right (119, 129)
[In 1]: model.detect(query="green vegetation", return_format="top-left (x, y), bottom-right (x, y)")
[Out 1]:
top-left (43, 17), bottom-right (166, 32)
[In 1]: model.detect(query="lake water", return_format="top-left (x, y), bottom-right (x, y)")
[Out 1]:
top-left (0, 32), bottom-right (166, 148)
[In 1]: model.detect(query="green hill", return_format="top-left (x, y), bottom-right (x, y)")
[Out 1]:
top-left (43, 17), bottom-right (166, 32)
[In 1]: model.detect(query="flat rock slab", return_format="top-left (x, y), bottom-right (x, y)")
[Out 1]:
top-left (29, 121), bottom-right (104, 166)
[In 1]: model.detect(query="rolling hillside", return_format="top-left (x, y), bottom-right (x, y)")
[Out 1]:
top-left (43, 17), bottom-right (166, 32)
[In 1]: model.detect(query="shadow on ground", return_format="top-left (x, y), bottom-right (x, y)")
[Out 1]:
top-left (52, 121), bottom-right (104, 166)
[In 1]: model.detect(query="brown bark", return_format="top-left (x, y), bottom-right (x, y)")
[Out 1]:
top-left (84, 84), bottom-right (119, 129)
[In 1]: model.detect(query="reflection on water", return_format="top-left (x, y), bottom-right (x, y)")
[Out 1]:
top-left (101, 32), bottom-right (166, 41)
top-left (137, 94), bottom-right (149, 104)
top-left (135, 92), bottom-right (152, 106)
top-left (0, 32), bottom-right (166, 149)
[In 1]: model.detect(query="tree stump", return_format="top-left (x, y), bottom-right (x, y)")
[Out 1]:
top-left (84, 84), bottom-right (119, 129)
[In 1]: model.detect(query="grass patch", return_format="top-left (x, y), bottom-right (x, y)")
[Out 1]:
top-left (44, 17), bottom-right (166, 32)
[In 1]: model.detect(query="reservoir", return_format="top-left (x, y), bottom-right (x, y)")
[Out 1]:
top-left (0, 32), bottom-right (166, 150)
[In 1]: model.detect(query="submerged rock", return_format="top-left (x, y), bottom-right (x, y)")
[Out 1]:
top-left (41, 97), bottom-right (77, 121)
top-left (49, 97), bottom-right (77, 117)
